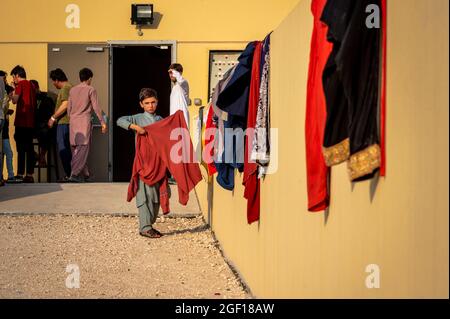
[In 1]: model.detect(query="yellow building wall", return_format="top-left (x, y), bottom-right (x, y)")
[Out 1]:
top-left (0, 0), bottom-right (299, 43)
top-left (0, 0), bottom-right (299, 179)
top-left (197, 0), bottom-right (449, 298)
top-left (1, 0), bottom-right (448, 299)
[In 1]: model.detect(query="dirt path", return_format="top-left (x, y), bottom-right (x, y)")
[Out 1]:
top-left (0, 215), bottom-right (249, 299)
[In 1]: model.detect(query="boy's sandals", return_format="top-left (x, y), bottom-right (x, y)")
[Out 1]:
top-left (139, 228), bottom-right (163, 238)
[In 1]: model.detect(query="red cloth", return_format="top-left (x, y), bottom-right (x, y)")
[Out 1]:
top-left (204, 104), bottom-right (217, 176)
top-left (14, 80), bottom-right (36, 128)
top-left (127, 110), bottom-right (203, 212)
top-left (380, 0), bottom-right (387, 177)
top-left (305, 0), bottom-right (332, 212)
top-left (243, 41), bottom-right (263, 224)
top-left (127, 123), bottom-right (170, 213)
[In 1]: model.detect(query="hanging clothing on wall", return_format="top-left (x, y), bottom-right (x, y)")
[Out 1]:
top-left (243, 41), bottom-right (263, 224)
top-left (216, 42), bottom-right (256, 118)
top-left (251, 33), bottom-right (271, 179)
top-left (203, 103), bottom-right (218, 176)
top-left (211, 66), bottom-right (236, 123)
top-left (321, 0), bottom-right (383, 181)
top-left (210, 65), bottom-right (237, 178)
top-left (128, 110), bottom-right (202, 211)
top-left (215, 41), bottom-right (256, 191)
top-left (305, 0), bottom-right (333, 212)
top-left (214, 113), bottom-right (246, 190)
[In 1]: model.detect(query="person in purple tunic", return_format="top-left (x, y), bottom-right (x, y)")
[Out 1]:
top-left (67, 68), bottom-right (107, 183)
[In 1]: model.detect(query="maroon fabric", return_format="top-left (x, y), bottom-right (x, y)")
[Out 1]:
top-left (14, 80), bottom-right (36, 128)
top-left (305, 0), bottom-right (332, 212)
top-left (243, 41), bottom-right (263, 224)
top-left (127, 120), bottom-right (169, 212)
top-left (127, 110), bottom-right (202, 210)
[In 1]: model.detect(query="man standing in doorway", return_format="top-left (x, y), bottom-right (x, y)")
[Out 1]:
top-left (10, 65), bottom-right (37, 183)
top-left (48, 68), bottom-right (73, 181)
top-left (168, 63), bottom-right (190, 129)
top-left (67, 68), bottom-right (107, 183)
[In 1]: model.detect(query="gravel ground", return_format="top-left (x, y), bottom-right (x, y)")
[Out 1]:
top-left (0, 215), bottom-right (250, 299)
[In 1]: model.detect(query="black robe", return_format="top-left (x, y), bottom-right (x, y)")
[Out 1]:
top-left (321, 0), bottom-right (382, 181)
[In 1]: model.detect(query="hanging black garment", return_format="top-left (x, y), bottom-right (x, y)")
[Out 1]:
top-left (321, 0), bottom-right (382, 181)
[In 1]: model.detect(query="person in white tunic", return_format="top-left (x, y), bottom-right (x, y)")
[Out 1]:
top-left (168, 63), bottom-right (190, 129)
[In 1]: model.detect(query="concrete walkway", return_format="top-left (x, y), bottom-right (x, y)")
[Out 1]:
top-left (0, 183), bottom-right (201, 217)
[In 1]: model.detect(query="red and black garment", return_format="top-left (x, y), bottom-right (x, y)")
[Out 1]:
top-left (320, 0), bottom-right (384, 181)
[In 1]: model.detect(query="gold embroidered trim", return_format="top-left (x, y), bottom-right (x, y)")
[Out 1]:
top-left (347, 144), bottom-right (381, 181)
top-left (323, 138), bottom-right (350, 167)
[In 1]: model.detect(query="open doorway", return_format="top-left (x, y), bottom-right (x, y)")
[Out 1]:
top-left (110, 43), bottom-right (173, 182)
top-left (48, 43), bottom-right (109, 182)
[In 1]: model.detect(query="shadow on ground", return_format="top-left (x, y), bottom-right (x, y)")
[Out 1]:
top-left (162, 224), bottom-right (210, 237)
top-left (0, 184), bottom-right (63, 203)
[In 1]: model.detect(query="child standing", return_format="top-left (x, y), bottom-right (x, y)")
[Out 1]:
top-left (116, 88), bottom-right (164, 238)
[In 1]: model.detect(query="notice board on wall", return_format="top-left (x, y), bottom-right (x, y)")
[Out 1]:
top-left (208, 50), bottom-right (242, 101)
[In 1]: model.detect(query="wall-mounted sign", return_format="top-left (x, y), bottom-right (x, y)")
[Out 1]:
top-left (208, 50), bottom-right (242, 100)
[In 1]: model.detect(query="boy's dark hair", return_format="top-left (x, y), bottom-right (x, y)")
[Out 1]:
top-left (169, 63), bottom-right (183, 74)
top-left (49, 68), bottom-right (68, 82)
top-left (0, 70), bottom-right (7, 77)
top-left (30, 79), bottom-right (39, 89)
top-left (5, 84), bottom-right (14, 94)
top-left (139, 88), bottom-right (158, 102)
top-left (11, 65), bottom-right (27, 79)
top-left (79, 68), bottom-right (93, 82)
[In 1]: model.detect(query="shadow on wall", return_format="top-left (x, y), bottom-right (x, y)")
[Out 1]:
top-left (134, 12), bottom-right (164, 32)
top-left (0, 184), bottom-right (63, 203)
top-left (324, 171), bottom-right (380, 225)
top-left (350, 171), bottom-right (381, 203)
